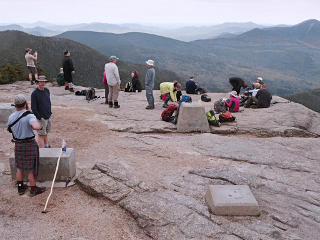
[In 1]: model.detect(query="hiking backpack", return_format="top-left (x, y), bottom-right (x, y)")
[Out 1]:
top-left (124, 81), bottom-right (133, 92)
top-left (179, 95), bottom-right (192, 107)
top-left (206, 110), bottom-right (221, 127)
top-left (86, 88), bottom-right (96, 101)
top-left (201, 94), bottom-right (211, 102)
top-left (161, 104), bottom-right (177, 122)
top-left (214, 99), bottom-right (227, 113)
top-left (219, 111), bottom-right (236, 122)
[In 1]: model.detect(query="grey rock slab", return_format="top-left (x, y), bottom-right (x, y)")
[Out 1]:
top-left (9, 148), bottom-right (76, 182)
top-left (0, 103), bottom-right (15, 127)
top-left (205, 185), bottom-right (260, 216)
top-left (177, 102), bottom-right (210, 133)
top-left (78, 160), bottom-right (320, 239)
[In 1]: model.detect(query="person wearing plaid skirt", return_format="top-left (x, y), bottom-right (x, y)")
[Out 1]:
top-left (8, 94), bottom-right (46, 197)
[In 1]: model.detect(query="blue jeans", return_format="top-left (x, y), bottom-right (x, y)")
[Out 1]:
top-left (164, 93), bottom-right (170, 106)
top-left (146, 87), bottom-right (154, 107)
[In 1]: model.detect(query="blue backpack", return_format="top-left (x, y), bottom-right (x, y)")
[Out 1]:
top-left (179, 95), bottom-right (192, 108)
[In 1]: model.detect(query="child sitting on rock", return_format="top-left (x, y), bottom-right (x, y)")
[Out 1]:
top-left (224, 91), bottom-right (240, 112)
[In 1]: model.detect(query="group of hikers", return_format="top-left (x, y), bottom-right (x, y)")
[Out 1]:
top-left (160, 76), bottom-right (272, 125)
top-left (7, 49), bottom-right (273, 197)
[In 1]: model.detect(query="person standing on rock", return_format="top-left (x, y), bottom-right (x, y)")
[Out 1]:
top-left (31, 75), bottom-right (52, 148)
top-left (105, 56), bottom-right (121, 108)
top-left (62, 50), bottom-right (75, 92)
top-left (229, 77), bottom-right (248, 95)
top-left (145, 60), bottom-right (155, 109)
top-left (7, 94), bottom-right (46, 197)
top-left (25, 48), bottom-right (38, 85)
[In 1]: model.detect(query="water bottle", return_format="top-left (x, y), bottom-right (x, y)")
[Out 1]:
top-left (62, 139), bottom-right (66, 153)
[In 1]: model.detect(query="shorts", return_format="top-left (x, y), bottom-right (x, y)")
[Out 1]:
top-left (27, 66), bottom-right (38, 74)
top-left (38, 118), bottom-right (52, 135)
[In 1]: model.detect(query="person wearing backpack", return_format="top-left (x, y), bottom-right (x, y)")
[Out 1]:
top-left (7, 94), bottom-right (46, 197)
top-left (224, 91), bottom-right (240, 112)
top-left (160, 81), bottom-right (181, 108)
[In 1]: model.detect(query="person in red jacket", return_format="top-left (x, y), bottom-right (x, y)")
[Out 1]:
top-left (102, 71), bottom-right (108, 104)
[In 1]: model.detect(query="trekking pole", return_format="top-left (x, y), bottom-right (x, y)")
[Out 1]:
top-left (41, 146), bottom-right (64, 213)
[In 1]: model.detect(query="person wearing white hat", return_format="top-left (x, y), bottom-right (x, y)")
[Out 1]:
top-left (256, 77), bottom-right (267, 89)
top-left (7, 94), bottom-right (46, 197)
top-left (31, 75), bottom-right (52, 148)
top-left (145, 59), bottom-right (155, 109)
top-left (105, 56), bottom-right (121, 108)
top-left (224, 91), bottom-right (240, 112)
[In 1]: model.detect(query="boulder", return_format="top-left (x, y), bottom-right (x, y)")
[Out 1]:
top-left (177, 102), bottom-right (210, 133)
top-left (9, 148), bottom-right (76, 182)
top-left (0, 103), bottom-right (15, 127)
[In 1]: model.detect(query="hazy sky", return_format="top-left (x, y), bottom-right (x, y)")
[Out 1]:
top-left (1, 0), bottom-right (319, 25)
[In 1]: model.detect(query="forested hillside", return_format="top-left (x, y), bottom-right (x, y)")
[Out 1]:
top-left (285, 88), bottom-right (320, 112)
top-left (0, 31), bottom-right (184, 89)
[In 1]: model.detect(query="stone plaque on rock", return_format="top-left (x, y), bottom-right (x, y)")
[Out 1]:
top-left (205, 185), bottom-right (260, 216)
top-left (177, 102), bottom-right (210, 133)
top-left (10, 148), bottom-right (76, 182)
top-left (0, 103), bottom-right (15, 127)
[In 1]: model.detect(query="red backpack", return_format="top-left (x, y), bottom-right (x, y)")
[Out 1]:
top-left (219, 111), bottom-right (236, 122)
top-left (161, 104), bottom-right (177, 122)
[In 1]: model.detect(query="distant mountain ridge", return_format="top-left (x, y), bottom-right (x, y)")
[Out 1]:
top-left (57, 19), bottom-right (320, 95)
top-left (0, 21), bottom-right (269, 41)
top-left (0, 31), bottom-right (183, 88)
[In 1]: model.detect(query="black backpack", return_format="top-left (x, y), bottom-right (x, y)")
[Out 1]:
top-left (86, 88), bottom-right (96, 101)
top-left (201, 94), bottom-right (211, 102)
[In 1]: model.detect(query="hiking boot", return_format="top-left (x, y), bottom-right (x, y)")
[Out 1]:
top-left (17, 183), bottom-right (28, 195)
top-left (114, 101), bottom-right (120, 108)
top-left (145, 106), bottom-right (154, 110)
top-left (69, 88), bottom-right (74, 92)
top-left (65, 86), bottom-right (69, 90)
top-left (29, 186), bottom-right (46, 197)
top-left (108, 101), bottom-right (113, 108)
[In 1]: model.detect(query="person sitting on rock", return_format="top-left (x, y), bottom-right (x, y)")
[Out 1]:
top-left (160, 81), bottom-right (181, 108)
top-left (131, 71), bottom-right (142, 92)
top-left (56, 68), bottom-right (65, 86)
top-left (224, 91), bottom-right (240, 112)
top-left (244, 83), bottom-right (261, 108)
top-left (229, 77), bottom-right (248, 95)
top-left (245, 88), bottom-right (272, 108)
top-left (186, 76), bottom-right (198, 94)
top-left (256, 77), bottom-right (267, 89)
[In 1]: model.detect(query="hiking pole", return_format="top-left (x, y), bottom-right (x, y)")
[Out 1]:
top-left (41, 148), bottom-right (63, 214)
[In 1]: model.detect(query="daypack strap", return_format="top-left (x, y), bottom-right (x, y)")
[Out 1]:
top-left (8, 111), bottom-right (34, 141)
top-left (7, 111), bottom-right (32, 133)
